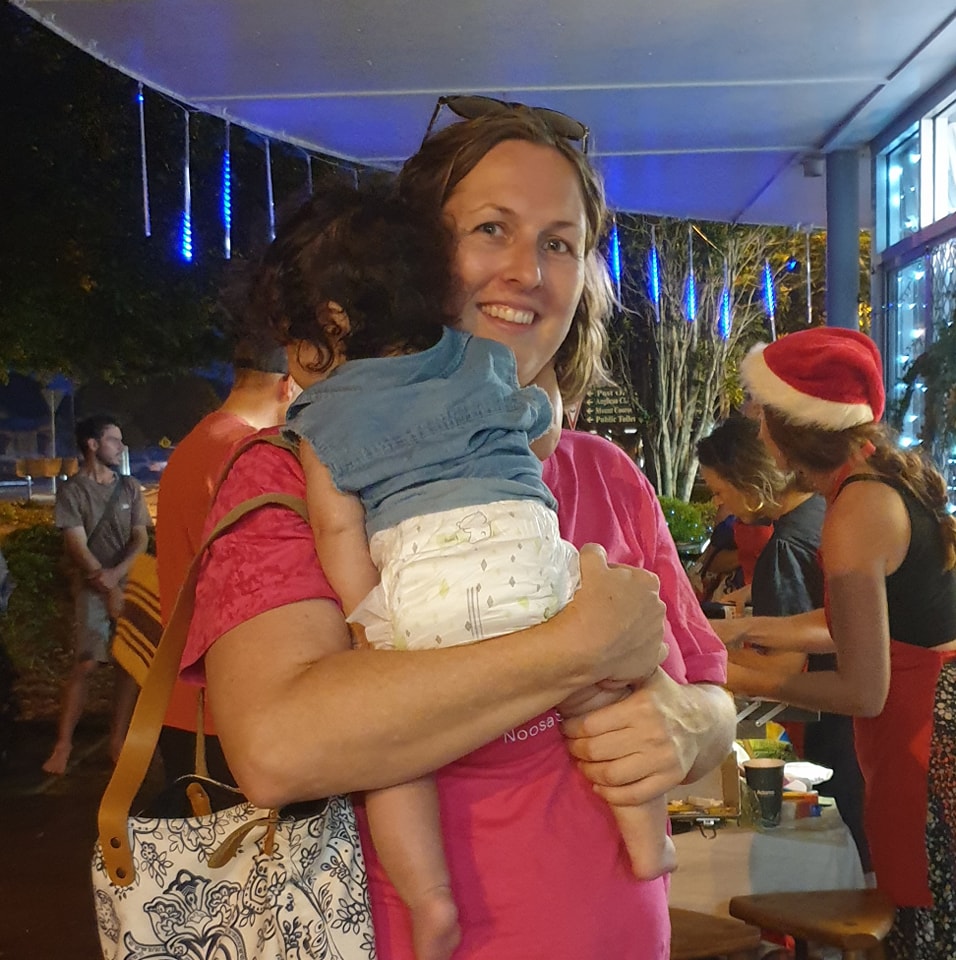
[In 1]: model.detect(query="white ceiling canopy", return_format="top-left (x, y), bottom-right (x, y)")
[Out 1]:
top-left (15, 0), bottom-right (956, 229)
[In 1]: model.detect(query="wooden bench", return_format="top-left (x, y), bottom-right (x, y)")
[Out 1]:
top-left (14, 457), bottom-right (78, 498)
top-left (728, 889), bottom-right (896, 960)
top-left (669, 907), bottom-right (762, 960)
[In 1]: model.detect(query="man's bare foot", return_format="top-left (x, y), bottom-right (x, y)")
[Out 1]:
top-left (41, 743), bottom-right (72, 775)
top-left (410, 886), bottom-right (460, 960)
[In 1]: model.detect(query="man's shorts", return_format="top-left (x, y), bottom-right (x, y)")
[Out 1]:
top-left (74, 584), bottom-right (114, 663)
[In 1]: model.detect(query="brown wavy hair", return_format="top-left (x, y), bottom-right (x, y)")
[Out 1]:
top-left (763, 408), bottom-right (956, 570)
top-left (247, 179), bottom-right (455, 376)
top-left (398, 109), bottom-right (614, 403)
top-left (696, 416), bottom-right (798, 517)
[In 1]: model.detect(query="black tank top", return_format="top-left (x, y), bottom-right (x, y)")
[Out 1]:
top-left (836, 474), bottom-right (956, 648)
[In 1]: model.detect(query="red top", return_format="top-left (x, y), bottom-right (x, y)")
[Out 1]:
top-left (733, 520), bottom-right (774, 585)
top-left (182, 429), bottom-right (727, 959)
top-left (157, 409), bottom-right (259, 731)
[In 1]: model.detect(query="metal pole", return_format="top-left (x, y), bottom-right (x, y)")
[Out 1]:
top-left (825, 150), bottom-right (861, 329)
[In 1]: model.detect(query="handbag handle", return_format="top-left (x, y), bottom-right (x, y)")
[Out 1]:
top-left (98, 434), bottom-right (308, 886)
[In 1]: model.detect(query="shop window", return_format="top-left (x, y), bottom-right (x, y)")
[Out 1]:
top-left (934, 99), bottom-right (956, 223)
top-left (886, 133), bottom-right (921, 246)
top-left (888, 258), bottom-right (929, 449)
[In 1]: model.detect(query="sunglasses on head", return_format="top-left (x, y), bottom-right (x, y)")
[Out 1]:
top-left (422, 95), bottom-right (590, 154)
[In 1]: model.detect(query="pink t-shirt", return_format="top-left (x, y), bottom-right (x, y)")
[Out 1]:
top-left (182, 429), bottom-right (727, 960)
top-left (181, 431), bottom-right (340, 681)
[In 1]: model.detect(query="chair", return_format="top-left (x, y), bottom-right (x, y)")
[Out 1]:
top-left (669, 907), bottom-right (762, 960)
top-left (111, 552), bottom-right (161, 687)
top-left (728, 889), bottom-right (896, 960)
top-left (13, 460), bottom-right (32, 500)
top-left (25, 456), bottom-right (62, 478)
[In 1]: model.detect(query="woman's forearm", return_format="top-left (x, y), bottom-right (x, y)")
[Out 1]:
top-left (677, 682), bottom-right (737, 783)
top-left (716, 608), bottom-right (833, 654)
top-left (727, 573), bottom-right (890, 716)
top-left (727, 645), bottom-right (806, 680)
top-left (207, 547), bottom-right (668, 808)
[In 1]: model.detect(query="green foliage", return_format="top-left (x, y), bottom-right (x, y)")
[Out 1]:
top-left (0, 500), bottom-right (56, 530)
top-left (0, 6), bottom-right (232, 384)
top-left (657, 495), bottom-right (713, 546)
top-left (1, 518), bottom-right (71, 678)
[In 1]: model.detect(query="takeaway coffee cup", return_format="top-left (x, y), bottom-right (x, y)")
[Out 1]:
top-left (743, 758), bottom-right (785, 828)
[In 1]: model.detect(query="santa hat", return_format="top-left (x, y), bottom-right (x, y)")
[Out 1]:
top-left (740, 327), bottom-right (885, 430)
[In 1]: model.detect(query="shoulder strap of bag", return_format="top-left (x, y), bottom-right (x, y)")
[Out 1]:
top-left (84, 472), bottom-right (127, 548)
top-left (99, 431), bottom-right (306, 886)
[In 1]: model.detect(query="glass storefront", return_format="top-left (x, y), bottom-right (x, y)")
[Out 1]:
top-left (879, 96), bottom-right (956, 252)
top-left (876, 88), bottom-right (956, 500)
top-left (886, 132), bottom-right (921, 247)
top-left (886, 259), bottom-right (929, 450)
top-left (934, 98), bottom-right (956, 223)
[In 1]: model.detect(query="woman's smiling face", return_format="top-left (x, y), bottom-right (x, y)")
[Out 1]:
top-left (442, 139), bottom-right (587, 387)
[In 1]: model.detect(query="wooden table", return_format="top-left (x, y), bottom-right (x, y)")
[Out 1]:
top-left (669, 806), bottom-right (865, 917)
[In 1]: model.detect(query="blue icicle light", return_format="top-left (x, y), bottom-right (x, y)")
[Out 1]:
top-left (222, 121), bottom-right (232, 259)
top-left (684, 225), bottom-right (697, 323)
top-left (648, 225), bottom-right (661, 323)
top-left (609, 217), bottom-right (622, 302)
top-left (179, 111), bottom-right (193, 262)
top-left (137, 83), bottom-right (151, 238)
top-left (763, 258), bottom-right (777, 339)
top-left (718, 261), bottom-right (732, 340)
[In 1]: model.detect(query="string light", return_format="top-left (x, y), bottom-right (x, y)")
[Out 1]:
top-left (137, 83), bottom-right (151, 237)
top-left (718, 259), bottom-right (732, 340)
top-left (648, 225), bottom-right (661, 324)
top-left (763, 258), bottom-right (776, 339)
top-left (179, 110), bottom-right (192, 262)
top-left (609, 216), bottom-right (622, 302)
top-left (684, 224), bottom-right (697, 323)
top-left (221, 121), bottom-right (232, 260)
top-left (805, 231), bottom-right (812, 324)
top-left (265, 139), bottom-right (276, 241)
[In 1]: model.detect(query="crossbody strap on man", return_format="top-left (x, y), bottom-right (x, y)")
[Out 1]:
top-left (85, 473), bottom-right (129, 549)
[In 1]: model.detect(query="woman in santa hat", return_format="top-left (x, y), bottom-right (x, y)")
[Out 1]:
top-left (729, 326), bottom-right (956, 960)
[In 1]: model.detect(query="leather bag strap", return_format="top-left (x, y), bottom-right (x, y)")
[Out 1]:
top-left (98, 432), bottom-right (307, 885)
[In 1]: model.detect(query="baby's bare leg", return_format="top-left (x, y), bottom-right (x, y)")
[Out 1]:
top-left (366, 775), bottom-right (460, 960)
top-left (611, 796), bottom-right (677, 880)
top-left (559, 681), bottom-right (677, 881)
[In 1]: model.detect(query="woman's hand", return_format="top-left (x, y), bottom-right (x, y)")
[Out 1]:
top-left (709, 616), bottom-right (749, 648)
top-left (713, 609), bottom-right (834, 655)
top-left (562, 670), bottom-right (735, 805)
top-left (566, 543), bottom-right (668, 687)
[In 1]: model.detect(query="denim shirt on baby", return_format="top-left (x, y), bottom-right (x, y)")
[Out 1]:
top-left (284, 327), bottom-right (557, 537)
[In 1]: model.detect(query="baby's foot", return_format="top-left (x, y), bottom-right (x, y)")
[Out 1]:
top-left (410, 886), bottom-right (460, 960)
top-left (41, 742), bottom-right (72, 775)
top-left (628, 834), bottom-right (678, 881)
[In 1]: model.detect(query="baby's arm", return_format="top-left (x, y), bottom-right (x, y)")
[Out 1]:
top-left (299, 439), bottom-right (378, 641)
top-left (561, 679), bottom-right (676, 880)
top-left (529, 365), bottom-right (563, 461)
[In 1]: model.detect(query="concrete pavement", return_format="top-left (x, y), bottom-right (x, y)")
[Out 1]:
top-left (1, 718), bottom-right (116, 960)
